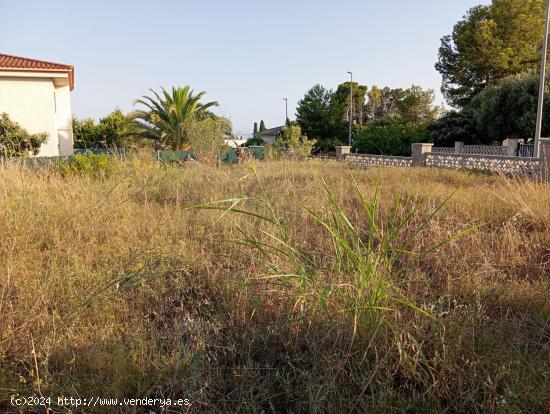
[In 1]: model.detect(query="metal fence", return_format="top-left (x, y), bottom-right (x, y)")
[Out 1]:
top-left (462, 145), bottom-right (508, 156)
top-left (518, 144), bottom-right (535, 157)
top-left (431, 145), bottom-right (508, 156)
top-left (432, 147), bottom-right (455, 154)
top-left (0, 146), bottom-right (268, 168)
top-left (432, 143), bottom-right (538, 157)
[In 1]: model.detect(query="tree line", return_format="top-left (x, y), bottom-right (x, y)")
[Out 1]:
top-left (73, 87), bottom-right (232, 156)
top-left (291, 0), bottom-right (550, 154)
top-left (4, 0), bottom-right (546, 158)
top-left (0, 86), bottom-right (232, 158)
top-left (293, 83), bottom-right (439, 155)
top-left (431, 0), bottom-right (550, 146)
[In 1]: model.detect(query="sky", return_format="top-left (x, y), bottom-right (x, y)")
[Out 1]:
top-left (0, 0), bottom-right (491, 135)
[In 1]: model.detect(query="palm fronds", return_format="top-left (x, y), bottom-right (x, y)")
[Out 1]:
top-left (128, 86), bottom-right (219, 149)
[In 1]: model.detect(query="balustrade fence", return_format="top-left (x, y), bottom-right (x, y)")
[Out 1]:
top-left (518, 144), bottom-right (535, 157)
top-left (432, 145), bottom-right (508, 156)
top-left (431, 147), bottom-right (455, 154)
top-left (339, 141), bottom-right (550, 179)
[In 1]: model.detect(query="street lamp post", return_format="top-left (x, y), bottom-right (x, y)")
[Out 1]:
top-left (534, 0), bottom-right (550, 158)
top-left (347, 71), bottom-right (353, 146)
top-left (283, 98), bottom-right (288, 123)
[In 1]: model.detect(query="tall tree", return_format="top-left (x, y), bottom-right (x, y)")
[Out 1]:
top-left (427, 110), bottom-right (480, 146)
top-left (427, 72), bottom-right (550, 144)
top-left (128, 86), bottom-right (218, 149)
top-left (365, 86), bottom-right (404, 121)
top-left (468, 72), bottom-right (550, 141)
top-left (366, 86), bottom-right (382, 120)
top-left (436, 0), bottom-right (546, 107)
top-left (97, 109), bottom-right (132, 147)
top-left (331, 82), bottom-right (368, 125)
top-left (395, 85), bottom-right (439, 126)
top-left (296, 84), bottom-right (346, 152)
top-left (253, 122), bottom-right (258, 136)
top-left (259, 120), bottom-right (267, 131)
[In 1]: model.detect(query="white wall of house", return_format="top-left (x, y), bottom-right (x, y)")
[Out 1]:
top-left (0, 71), bottom-right (74, 156)
top-left (259, 134), bottom-right (277, 145)
top-left (53, 82), bottom-right (74, 156)
top-left (225, 138), bottom-right (247, 148)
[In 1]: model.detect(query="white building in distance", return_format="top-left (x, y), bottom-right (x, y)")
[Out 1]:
top-left (0, 53), bottom-right (75, 156)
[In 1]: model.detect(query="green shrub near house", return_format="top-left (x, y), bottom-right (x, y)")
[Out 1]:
top-left (0, 113), bottom-right (48, 157)
top-left (274, 123), bottom-right (316, 159)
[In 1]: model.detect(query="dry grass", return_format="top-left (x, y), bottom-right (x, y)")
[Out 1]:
top-left (0, 156), bottom-right (548, 413)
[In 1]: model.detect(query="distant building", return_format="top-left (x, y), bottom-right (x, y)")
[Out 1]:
top-left (0, 53), bottom-right (75, 156)
top-left (224, 138), bottom-right (247, 148)
top-left (257, 125), bottom-right (285, 145)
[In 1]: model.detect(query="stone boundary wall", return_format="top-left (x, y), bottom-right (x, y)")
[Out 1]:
top-left (424, 153), bottom-right (541, 176)
top-left (344, 153), bottom-right (413, 167)
top-left (334, 139), bottom-right (550, 179)
top-left (432, 145), bottom-right (508, 156)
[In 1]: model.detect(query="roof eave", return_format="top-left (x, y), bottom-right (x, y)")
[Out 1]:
top-left (0, 66), bottom-right (74, 90)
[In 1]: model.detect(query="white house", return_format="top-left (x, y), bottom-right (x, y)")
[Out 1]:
top-left (0, 53), bottom-right (75, 156)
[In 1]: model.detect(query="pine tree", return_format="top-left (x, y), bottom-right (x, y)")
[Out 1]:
top-left (436, 0), bottom-right (546, 107)
top-left (259, 120), bottom-right (266, 131)
top-left (253, 122), bottom-right (258, 137)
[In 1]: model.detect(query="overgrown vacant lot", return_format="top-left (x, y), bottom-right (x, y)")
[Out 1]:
top-left (0, 157), bottom-right (548, 413)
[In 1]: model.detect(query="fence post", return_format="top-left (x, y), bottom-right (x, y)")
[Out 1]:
top-left (540, 138), bottom-right (550, 179)
top-left (335, 146), bottom-right (351, 159)
top-left (507, 138), bottom-right (521, 156)
top-left (411, 143), bottom-right (433, 167)
top-left (454, 141), bottom-right (464, 154)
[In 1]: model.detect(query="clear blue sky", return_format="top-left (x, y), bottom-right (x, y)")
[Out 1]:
top-left (1, 0), bottom-right (490, 135)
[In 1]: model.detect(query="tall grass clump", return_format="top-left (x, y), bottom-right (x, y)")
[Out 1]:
top-left (190, 170), bottom-right (467, 358)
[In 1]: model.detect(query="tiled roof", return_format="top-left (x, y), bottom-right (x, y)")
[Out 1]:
top-left (258, 125), bottom-right (285, 136)
top-left (0, 53), bottom-right (74, 90)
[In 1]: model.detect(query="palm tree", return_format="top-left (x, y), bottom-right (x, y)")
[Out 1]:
top-left (128, 86), bottom-right (218, 149)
